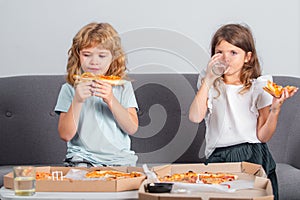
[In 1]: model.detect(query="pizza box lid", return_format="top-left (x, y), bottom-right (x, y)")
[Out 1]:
top-left (4, 166), bottom-right (145, 192)
top-left (138, 162), bottom-right (273, 200)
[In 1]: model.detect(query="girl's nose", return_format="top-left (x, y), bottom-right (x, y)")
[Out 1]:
top-left (223, 53), bottom-right (230, 63)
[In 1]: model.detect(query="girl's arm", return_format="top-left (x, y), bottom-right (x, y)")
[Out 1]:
top-left (189, 78), bottom-right (210, 123)
top-left (257, 88), bottom-right (298, 142)
top-left (189, 54), bottom-right (224, 123)
top-left (58, 81), bottom-right (93, 141)
top-left (256, 105), bottom-right (279, 142)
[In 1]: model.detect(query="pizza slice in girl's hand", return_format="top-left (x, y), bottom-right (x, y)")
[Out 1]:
top-left (263, 80), bottom-right (297, 98)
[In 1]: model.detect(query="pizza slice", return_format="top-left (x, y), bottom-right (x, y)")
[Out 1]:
top-left (96, 74), bottom-right (124, 85)
top-left (198, 172), bottom-right (238, 184)
top-left (36, 172), bottom-right (52, 180)
top-left (158, 171), bottom-right (238, 185)
top-left (72, 72), bottom-right (125, 85)
top-left (263, 80), bottom-right (297, 98)
top-left (85, 170), bottom-right (143, 180)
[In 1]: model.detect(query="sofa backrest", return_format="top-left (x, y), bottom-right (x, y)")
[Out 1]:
top-left (0, 76), bottom-right (67, 165)
top-left (0, 74), bottom-right (299, 167)
top-left (130, 74), bottom-right (206, 164)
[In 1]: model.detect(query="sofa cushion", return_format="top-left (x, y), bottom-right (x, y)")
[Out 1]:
top-left (276, 163), bottom-right (300, 200)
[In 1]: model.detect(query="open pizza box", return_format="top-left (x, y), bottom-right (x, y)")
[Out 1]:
top-left (139, 162), bottom-right (274, 200)
top-left (4, 166), bottom-right (145, 192)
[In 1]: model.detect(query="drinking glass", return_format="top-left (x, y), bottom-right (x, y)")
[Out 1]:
top-left (211, 60), bottom-right (229, 76)
top-left (13, 166), bottom-right (36, 196)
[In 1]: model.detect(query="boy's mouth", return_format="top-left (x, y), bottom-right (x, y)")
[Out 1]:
top-left (87, 68), bottom-right (100, 73)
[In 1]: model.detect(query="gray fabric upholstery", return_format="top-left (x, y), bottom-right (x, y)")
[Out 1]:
top-left (276, 163), bottom-right (300, 200)
top-left (0, 74), bottom-right (299, 200)
top-left (269, 77), bottom-right (300, 169)
top-left (130, 74), bottom-right (206, 164)
top-left (0, 76), bottom-right (67, 166)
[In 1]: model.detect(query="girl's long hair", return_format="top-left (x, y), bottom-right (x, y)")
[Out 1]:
top-left (211, 23), bottom-right (261, 94)
top-left (66, 22), bottom-right (126, 85)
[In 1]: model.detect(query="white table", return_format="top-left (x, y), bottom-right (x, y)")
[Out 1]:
top-left (0, 187), bottom-right (138, 200)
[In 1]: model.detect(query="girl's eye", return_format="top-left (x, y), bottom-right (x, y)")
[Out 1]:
top-left (99, 55), bottom-right (106, 58)
top-left (231, 51), bottom-right (237, 55)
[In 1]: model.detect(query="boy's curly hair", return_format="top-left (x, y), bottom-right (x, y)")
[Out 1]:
top-left (66, 22), bottom-right (126, 85)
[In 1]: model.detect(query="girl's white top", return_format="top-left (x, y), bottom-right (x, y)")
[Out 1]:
top-left (197, 70), bottom-right (273, 158)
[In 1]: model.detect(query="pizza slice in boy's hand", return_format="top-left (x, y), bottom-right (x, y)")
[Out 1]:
top-left (72, 72), bottom-right (125, 85)
top-left (96, 74), bottom-right (124, 85)
top-left (73, 72), bottom-right (96, 82)
top-left (263, 80), bottom-right (297, 98)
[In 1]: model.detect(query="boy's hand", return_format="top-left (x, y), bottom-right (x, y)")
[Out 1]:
top-left (74, 80), bottom-right (93, 103)
top-left (93, 80), bottom-right (114, 106)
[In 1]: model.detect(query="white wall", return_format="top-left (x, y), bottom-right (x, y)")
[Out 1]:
top-left (0, 0), bottom-right (299, 77)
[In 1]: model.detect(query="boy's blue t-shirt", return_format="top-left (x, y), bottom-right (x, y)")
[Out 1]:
top-left (54, 81), bottom-right (138, 166)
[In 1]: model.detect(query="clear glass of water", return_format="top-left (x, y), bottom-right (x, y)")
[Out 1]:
top-left (211, 60), bottom-right (229, 76)
top-left (13, 166), bottom-right (36, 196)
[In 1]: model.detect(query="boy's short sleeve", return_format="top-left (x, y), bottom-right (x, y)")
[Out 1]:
top-left (54, 83), bottom-right (75, 114)
top-left (119, 81), bottom-right (139, 110)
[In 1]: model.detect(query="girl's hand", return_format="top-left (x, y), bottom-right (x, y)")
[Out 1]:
top-left (271, 87), bottom-right (298, 112)
top-left (74, 80), bottom-right (93, 103)
top-left (93, 80), bottom-right (114, 106)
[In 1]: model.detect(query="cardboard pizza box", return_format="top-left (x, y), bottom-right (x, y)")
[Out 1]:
top-left (139, 162), bottom-right (274, 200)
top-left (4, 166), bottom-right (145, 192)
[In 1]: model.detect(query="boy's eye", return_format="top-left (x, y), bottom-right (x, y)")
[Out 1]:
top-left (81, 52), bottom-right (91, 57)
top-left (99, 55), bottom-right (106, 58)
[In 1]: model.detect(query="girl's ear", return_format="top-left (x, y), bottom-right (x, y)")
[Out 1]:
top-left (244, 52), bottom-right (252, 63)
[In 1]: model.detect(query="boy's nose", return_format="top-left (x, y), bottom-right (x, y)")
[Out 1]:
top-left (90, 57), bottom-right (99, 65)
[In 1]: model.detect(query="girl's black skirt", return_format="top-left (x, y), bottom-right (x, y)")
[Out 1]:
top-left (206, 143), bottom-right (278, 200)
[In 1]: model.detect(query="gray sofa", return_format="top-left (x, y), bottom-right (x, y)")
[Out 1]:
top-left (0, 74), bottom-right (299, 199)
